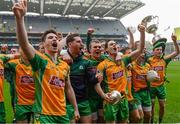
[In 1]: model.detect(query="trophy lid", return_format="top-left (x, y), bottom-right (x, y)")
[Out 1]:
top-left (142, 15), bottom-right (154, 23)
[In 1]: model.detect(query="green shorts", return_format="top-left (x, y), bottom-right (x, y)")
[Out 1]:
top-left (10, 82), bottom-right (15, 107)
top-left (10, 82), bottom-right (15, 97)
top-left (128, 100), bottom-right (138, 112)
top-left (66, 104), bottom-right (74, 121)
top-left (89, 97), bottom-right (103, 113)
top-left (0, 102), bottom-right (5, 123)
top-left (133, 89), bottom-right (151, 111)
top-left (150, 84), bottom-right (166, 100)
top-left (34, 113), bottom-right (69, 124)
top-left (103, 99), bottom-right (129, 122)
top-left (15, 104), bottom-right (34, 121)
top-left (66, 100), bottom-right (91, 120)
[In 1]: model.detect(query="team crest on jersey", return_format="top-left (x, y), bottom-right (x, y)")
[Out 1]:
top-left (153, 66), bottom-right (163, 71)
top-left (20, 75), bottom-right (34, 84)
top-left (136, 74), bottom-right (146, 81)
top-left (79, 65), bottom-right (84, 70)
top-left (112, 71), bottom-right (123, 79)
top-left (0, 69), bottom-right (4, 76)
top-left (49, 75), bottom-right (65, 87)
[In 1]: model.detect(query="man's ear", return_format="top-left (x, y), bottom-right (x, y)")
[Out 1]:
top-left (68, 42), bottom-right (72, 47)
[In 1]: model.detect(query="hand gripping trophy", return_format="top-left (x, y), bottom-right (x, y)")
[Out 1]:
top-left (141, 15), bottom-right (167, 44)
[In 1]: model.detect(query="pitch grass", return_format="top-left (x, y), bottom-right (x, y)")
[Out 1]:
top-left (3, 61), bottom-right (180, 123)
top-left (153, 61), bottom-right (180, 123)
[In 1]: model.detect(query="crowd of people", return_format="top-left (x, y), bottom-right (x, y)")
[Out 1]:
top-left (0, 0), bottom-right (179, 123)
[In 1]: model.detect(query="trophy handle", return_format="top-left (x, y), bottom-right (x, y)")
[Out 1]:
top-left (153, 16), bottom-right (159, 25)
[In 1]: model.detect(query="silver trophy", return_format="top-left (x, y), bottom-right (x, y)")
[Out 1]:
top-left (142, 15), bottom-right (159, 35)
top-left (152, 34), bottom-right (167, 44)
top-left (142, 15), bottom-right (167, 44)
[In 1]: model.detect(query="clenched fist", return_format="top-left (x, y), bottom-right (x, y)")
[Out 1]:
top-left (171, 33), bottom-right (177, 42)
top-left (138, 24), bottom-right (146, 33)
top-left (12, 0), bottom-right (27, 20)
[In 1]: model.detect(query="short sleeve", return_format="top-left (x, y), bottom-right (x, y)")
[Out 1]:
top-left (29, 54), bottom-right (47, 71)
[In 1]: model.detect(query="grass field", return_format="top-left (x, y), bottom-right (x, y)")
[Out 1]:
top-left (3, 61), bottom-right (180, 123)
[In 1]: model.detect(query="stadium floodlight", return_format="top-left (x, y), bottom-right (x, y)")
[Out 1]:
top-left (68, 14), bottom-right (81, 18)
top-left (103, 17), bottom-right (117, 20)
top-left (29, 26), bottom-right (32, 30)
top-left (3, 21), bottom-right (7, 24)
top-left (94, 16), bottom-right (100, 19)
top-left (0, 11), bottom-right (13, 15)
top-left (44, 13), bottom-right (62, 17)
top-left (26, 12), bottom-right (40, 16)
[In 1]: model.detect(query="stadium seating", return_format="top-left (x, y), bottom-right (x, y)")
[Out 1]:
top-left (0, 15), bottom-right (128, 35)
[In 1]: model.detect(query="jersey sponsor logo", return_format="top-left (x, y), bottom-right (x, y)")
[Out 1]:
top-left (112, 71), bottom-right (123, 79)
top-left (49, 75), bottom-right (65, 87)
top-left (135, 74), bottom-right (146, 81)
top-left (153, 66), bottom-right (163, 71)
top-left (20, 75), bottom-right (34, 84)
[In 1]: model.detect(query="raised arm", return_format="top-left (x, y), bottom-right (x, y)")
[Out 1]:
top-left (164, 34), bottom-right (180, 60)
top-left (128, 24), bottom-right (145, 61)
top-left (127, 27), bottom-right (135, 49)
top-left (12, 0), bottom-right (35, 60)
top-left (86, 28), bottom-right (94, 53)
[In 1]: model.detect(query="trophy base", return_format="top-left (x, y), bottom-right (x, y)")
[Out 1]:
top-left (152, 36), bottom-right (167, 44)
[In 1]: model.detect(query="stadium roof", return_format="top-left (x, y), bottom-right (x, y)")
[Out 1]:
top-left (0, 0), bottom-right (144, 19)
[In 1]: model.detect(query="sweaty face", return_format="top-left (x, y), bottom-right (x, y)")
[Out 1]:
top-left (107, 41), bottom-right (117, 55)
top-left (153, 47), bottom-right (163, 57)
top-left (90, 42), bottom-right (102, 58)
top-left (44, 33), bottom-right (59, 53)
top-left (69, 36), bottom-right (84, 55)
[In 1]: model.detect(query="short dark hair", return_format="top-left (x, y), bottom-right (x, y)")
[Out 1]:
top-left (66, 33), bottom-right (80, 46)
top-left (41, 29), bottom-right (57, 42)
top-left (89, 40), bottom-right (101, 50)
top-left (105, 40), bottom-right (114, 49)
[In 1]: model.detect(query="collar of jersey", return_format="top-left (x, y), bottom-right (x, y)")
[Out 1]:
top-left (67, 49), bottom-right (82, 61)
top-left (91, 54), bottom-right (105, 63)
top-left (44, 53), bottom-right (61, 65)
top-left (106, 56), bottom-right (116, 62)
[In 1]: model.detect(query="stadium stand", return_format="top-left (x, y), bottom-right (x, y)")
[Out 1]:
top-left (0, 0), bottom-right (145, 50)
